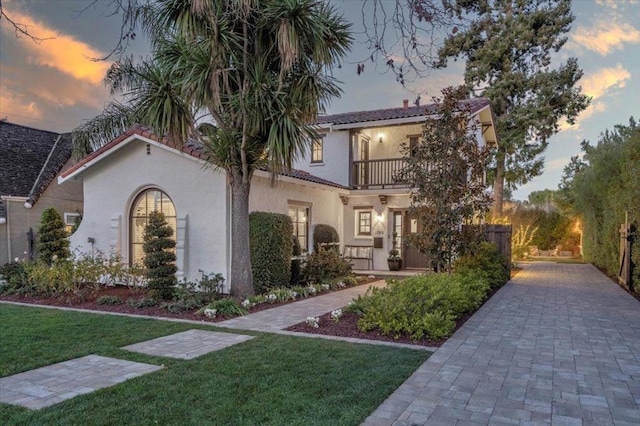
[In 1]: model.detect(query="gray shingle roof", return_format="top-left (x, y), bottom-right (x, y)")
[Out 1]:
top-left (317, 98), bottom-right (491, 126)
top-left (0, 122), bottom-right (73, 212)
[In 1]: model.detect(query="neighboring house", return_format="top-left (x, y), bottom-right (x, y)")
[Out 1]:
top-left (59, 99), bottom-right (496, 291)
top-left (0, 121), bottom-right (83, 265)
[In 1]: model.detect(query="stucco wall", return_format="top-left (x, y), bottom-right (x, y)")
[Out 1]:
top-left (359, 123), bottom-right (424, 161)
top-left (293, 130), bottom-right (351, 187)
top-left (249, 173), bottom-right (343, 250)
top-left (67, 139), bottom-right (229, 284)
top-left (342, 193), bottom-right (411, 270)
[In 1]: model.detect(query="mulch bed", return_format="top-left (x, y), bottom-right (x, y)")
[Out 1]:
top-left (0, 277), bottom-right (380, 324)
top-left (286, 284), bottom-right (504, 348)
top-left (2, 274), bottom-right (513, 348)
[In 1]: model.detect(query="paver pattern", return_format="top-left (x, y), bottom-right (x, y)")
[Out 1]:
top-left (364, 262), bottom-right (640, 425)
top-left (121, 329), bottom-right (254, 359)
top-left (217, 279), bottom-right (387, 331)
top-left (0, 355), bottom-right (162, 409)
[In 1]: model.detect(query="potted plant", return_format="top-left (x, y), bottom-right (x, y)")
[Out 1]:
top-left (387, 233), bottom-right (402, 271)
top-left (387, 249), bottom-right (402, 271)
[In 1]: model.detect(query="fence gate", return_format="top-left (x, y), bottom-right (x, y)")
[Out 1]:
top-left (619, 222), bottom-right (633, 291)
top-left (462, 224), bottom-right (512, 267)
top-left (483, 224), bottom-right (512, 264)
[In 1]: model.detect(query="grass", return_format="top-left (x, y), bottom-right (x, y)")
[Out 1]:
top-left (0, 304), bottom-right (430, 425)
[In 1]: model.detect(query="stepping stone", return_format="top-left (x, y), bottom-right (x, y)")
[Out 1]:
top-left (121, 329), bottom-right (254, 359)
top-left (0, 355), bottom-right (162, 410)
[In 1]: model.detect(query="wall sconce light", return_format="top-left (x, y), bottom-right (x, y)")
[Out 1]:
top-left (378, 133), bottom-right (384, 143)
top-left (376, 213), bottom-right (384, 223)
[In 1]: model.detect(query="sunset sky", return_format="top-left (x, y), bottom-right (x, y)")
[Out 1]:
top-left (1, 0), bottom-right (639, 200)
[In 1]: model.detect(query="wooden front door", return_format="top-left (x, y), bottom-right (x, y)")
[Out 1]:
top-left (403, 211), bottom-right (430, 269)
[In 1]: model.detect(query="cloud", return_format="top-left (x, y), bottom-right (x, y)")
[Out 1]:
top-left (1, 9), bottom-right (111, 84)
top-left (0, 85), bottom-right (44, 120)
top-left (572, 21), bottom-right (640, 56)
top-left (595, 0), bottom-right (639, 9)
top-left (581, 64), bottom-right (630, 99)
top-left (546, 157), bottom-right (571, 173)
top-left (559, 101), bottom-right (606, 132)
top-left (559, 63), bottom-right (629, 133)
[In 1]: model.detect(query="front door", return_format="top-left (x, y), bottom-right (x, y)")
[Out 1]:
top-left (402, 211), bottom-right (430, 269)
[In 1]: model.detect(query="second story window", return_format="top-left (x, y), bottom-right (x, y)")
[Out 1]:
top-left (409, 135), bottom-right (419, 156)
top-left (311, 138), bottom-right (323, 163)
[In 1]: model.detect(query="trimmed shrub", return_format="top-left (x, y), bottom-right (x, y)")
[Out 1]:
top-left (37, 208), bottom-right (70, 265)
top-left (143, 211), bottom-right (177, 300)
top-left (249, 212), bottom-right (293, 294)
top-left (454, 241), bottom-right (510, 289)
top-left (357, 271), bottom-right (491, 340)
top-left (313, 224), bottom-right (339, 251)
top-left (302, 249), bottom-right (352, 284)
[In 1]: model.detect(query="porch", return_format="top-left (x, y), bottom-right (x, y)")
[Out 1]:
top-left (351, 158), bottom-right (409, 190)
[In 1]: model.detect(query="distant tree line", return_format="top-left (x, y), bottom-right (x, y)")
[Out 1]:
top-left (559, 118), bottom-right (640, 283)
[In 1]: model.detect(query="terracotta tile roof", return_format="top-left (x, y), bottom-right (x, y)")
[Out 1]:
top-left (0, 121), bottom-right (74, 209)
top-left (62, 124), bottom-right (346, 189)
top-left (317, 98), bottom-right (491, 126)
top-left (275, 168), bottom-right (347, 189)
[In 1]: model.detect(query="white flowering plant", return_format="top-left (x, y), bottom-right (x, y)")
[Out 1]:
top-left (306, 316), bottom-right (320, 328)
top-left (330, 309), bottom-right (343, 322)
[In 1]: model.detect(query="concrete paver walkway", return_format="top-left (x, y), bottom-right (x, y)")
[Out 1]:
top-left (364, 262), bottom-right (640, 425)
top-left (217, 279), bottom-right (386, 332)
top-left (122, 329), bottom-right (254, 359)
top-left (0, 355), bottom-right (162, 409)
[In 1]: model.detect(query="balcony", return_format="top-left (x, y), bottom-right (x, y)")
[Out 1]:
top-left (352, 158), bottom-right (409, 190)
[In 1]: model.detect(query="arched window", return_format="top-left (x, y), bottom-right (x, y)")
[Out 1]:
top-left (130, 189), bottom-right (176, 266)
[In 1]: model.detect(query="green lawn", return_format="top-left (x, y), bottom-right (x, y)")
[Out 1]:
top-left (0, 304), bottom-right (429, 425)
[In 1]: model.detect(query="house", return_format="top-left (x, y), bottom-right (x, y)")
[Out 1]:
top-left (59, 99), bottom-right (496, 291)
top-left (0, 121), bottom-right (84, 265)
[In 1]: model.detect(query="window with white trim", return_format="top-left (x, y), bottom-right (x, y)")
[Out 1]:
top-left (64, 212), bottom-right (81, 235)
top-left (130, 189), bottom-right (176, 266)
top-left (358, 211), bottom-right (372, 236)
top-left (311, 138), bottom-right (323, 163)
top-left (288, 205), bottom-right (310, 251)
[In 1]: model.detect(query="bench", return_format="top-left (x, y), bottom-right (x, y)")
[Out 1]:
top-left (342, 245), bottom-right (374, 269)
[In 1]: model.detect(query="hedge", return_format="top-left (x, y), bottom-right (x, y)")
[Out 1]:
top-left (249, 212), bottom-right (293, 294)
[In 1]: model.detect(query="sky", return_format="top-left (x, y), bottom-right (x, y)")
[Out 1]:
top-left (1, 0), bottom-right (639, 201)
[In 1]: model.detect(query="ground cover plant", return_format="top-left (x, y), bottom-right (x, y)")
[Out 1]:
top-left (0, 305), bottom-right (429, 425)
top-left (307, 242), bottom-right (510, 341)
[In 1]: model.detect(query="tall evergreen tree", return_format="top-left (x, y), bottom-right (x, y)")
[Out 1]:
top-left (37, 208), bottom-right (70, 265)
top-left (73, 0), bottom-right (351, 298)
top-left (437, 0), bottom-right (590, 216)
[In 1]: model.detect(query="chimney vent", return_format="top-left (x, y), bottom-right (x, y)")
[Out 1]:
top-left (402, 99), bottom-right (409, 109)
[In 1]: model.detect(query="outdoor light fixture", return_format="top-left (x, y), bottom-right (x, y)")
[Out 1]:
top-left (378, 133), bottom-right (384, 143)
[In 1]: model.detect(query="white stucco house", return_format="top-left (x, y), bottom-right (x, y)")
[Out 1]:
top-left (59, 98), bottom-right (497, 291)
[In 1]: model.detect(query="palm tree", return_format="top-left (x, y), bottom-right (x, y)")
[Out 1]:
top-left (73, 0), bottom-right (351, 298)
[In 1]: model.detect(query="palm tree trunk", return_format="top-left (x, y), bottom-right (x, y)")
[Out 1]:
top-left (229, 168), bottom-right (254, 299)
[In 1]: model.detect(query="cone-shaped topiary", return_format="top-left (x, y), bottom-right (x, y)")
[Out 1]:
top-left (37, 207), bottom-right (70, 265)
top-left (143, 211), bottom-right (177, 300)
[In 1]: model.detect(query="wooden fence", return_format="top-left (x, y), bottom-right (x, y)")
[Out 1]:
top-left (463, 224), bottom-right (512, 267)
top-left (618, 221), bottom-right (635, 292)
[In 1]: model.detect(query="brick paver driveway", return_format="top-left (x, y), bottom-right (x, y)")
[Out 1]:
top-left (364, 262), bottom-right (640, 425)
